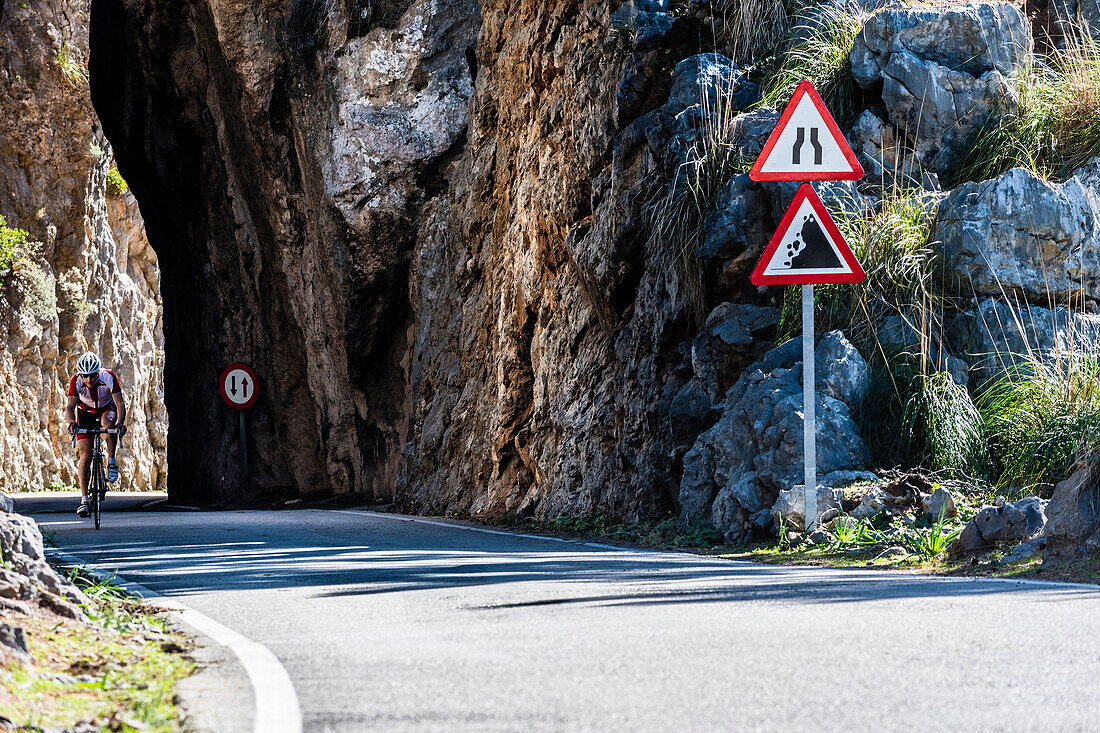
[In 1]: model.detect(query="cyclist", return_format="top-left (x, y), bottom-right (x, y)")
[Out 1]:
top-left (64, 352), bottom-right (127, 518)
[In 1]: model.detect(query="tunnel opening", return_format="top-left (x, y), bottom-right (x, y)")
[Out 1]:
top-left (87, 0), bottom-right (424, 507)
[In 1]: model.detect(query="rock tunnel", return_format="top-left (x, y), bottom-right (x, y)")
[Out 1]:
top-left (86, 0), bottom-right (480, 505)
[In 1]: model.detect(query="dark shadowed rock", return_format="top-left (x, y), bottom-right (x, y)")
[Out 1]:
top-left (679, 331), bottom-right (871, 542)
top-left (950, 497), bottom-right (1048, 553)
top-left (1044, 463), bottom-right (1100, 559)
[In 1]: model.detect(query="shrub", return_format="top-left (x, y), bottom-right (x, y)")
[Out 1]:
top-left (945, 30), bottom-right (1100, 186)
top-left (0, 215), bottom-right (28, 272)
top-left (107, 167), bottom-right (129, 196)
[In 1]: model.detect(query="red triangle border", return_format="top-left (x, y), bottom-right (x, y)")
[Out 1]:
top-left (749, 80), bottom-right (865, 182)
top-left (750, 183), bottom-right (866, 286)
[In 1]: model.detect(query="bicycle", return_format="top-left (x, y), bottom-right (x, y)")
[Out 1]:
top-left (72, 427), bottom-right (119, 530)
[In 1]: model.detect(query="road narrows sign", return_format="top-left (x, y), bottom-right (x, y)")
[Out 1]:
top-left (751, 183), bottom-right (866, 286)
top-left (749, 80), bottom-right (864, 182)
top-left (219, 363), bottom-right (259, 410)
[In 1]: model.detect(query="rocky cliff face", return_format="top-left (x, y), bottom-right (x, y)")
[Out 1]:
top-left (0, 0), bottom-right (166, 492)
top-left (91, 0), bottom-right (752, 512)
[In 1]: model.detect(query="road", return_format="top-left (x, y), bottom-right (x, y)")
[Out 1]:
top-left (15, 493), bottom-right (1100, 732)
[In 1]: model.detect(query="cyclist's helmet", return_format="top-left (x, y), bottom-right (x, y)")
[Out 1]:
top-left (76, 352), bottom-right (101, 376)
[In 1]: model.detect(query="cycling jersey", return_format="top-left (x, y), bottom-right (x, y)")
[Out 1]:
top-left (68, 369), bottom-right (122, 411)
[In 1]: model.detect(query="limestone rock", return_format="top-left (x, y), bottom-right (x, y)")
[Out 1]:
top-left (851, 3), bottom-right (1031, 172)
top-left (690, 303), bottom-right (780, 401)
top-left (999, 536), bottom-right (1047, 565)
top-left (0, 493), bottom-right (12, 513)
top-left (949, 298), bottom-right (1100, 385)
top-left (0, 0), bottom-right (166, 492)
top-left (0, 512), bottom-right (88, 609)
top-left (0, 623), bottom-right (30, 665)
top-left (772, 486), bottom-right (845, 532)
top-left (950, 497), bottom-right (1048, 553)
top-left (937, 167), bottom-right (1100, 304)
top-left (680, 331), bottom-right (871, 542)
top-left (922, 488), bottom-right (958, 522)
top-left (1044, 464), bottom-right (1100, 559)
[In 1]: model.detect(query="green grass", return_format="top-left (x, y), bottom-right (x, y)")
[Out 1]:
top-left (55, 41), bottom-right (87, 86)
top-left (977, 355), bottom-right (1100, 497)
top-left (1, 570), bottom-right (193, 731)
top-left (760, 3), bottom-right (863, 124)
top-left (0, 215), bottom-right (28, 272)
top-left (945, 31), bottom-right (1100, 186)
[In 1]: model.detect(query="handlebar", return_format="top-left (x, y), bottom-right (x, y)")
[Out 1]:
top-left (71, 427), bottom-right (123, 447)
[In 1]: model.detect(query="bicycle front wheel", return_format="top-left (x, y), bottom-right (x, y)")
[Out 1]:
top-left (90, 454), bottom-right (102, 530)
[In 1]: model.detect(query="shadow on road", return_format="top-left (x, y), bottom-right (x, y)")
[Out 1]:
top-left (27, 504), bottom-right (1098, 607)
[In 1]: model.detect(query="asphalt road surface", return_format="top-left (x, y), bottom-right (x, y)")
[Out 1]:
top-left (15, 493), bottom-right (1100, 732)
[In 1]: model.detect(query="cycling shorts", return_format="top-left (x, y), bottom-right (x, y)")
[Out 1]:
top-left (76, 404), bottom-right (117, 441)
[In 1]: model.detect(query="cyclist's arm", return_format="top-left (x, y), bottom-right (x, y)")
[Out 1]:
top-left (64, 395), bottom-right (78, 425)
top-left (112, 391), bottom-right (127, 427)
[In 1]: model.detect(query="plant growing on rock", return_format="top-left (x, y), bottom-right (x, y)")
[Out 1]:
top-left (946, 28), bottom-right (1100, 185)
top-left (0, 214), bottom-right (28, 272)
top-left (977, 355), bottom-right (1100, 497)
top-left (760, 3), bottom-right (864, 123)
top-left (710, 0), bottom-right (793, 65)
top-left (107, 167), bottom-right (129, 196)
top-left (54, 41), bottom-right (87, 86)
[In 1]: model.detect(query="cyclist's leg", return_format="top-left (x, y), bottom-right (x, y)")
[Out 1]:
top-left (76, 437), bottom-right (91, 501)
top-left (101, 408), bottom-right (118, 459)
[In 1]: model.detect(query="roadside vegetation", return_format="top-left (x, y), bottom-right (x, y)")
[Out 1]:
top-left (946, 29), bottom-right (1100, 186)
top-left (0, 571), bottom-right (193, 731)
top-left (625, 2), bottom-right (1100, 579)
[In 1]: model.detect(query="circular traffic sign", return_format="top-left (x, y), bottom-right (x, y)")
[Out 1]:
top-left (219, 363), bottom-right (259, 410)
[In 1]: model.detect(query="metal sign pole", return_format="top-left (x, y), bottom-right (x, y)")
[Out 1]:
top-left (240, 409), bottom-right (250, 495)
top-left (803, 284), bottom-right (817, 532)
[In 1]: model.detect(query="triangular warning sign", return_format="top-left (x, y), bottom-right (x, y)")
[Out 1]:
top-left (751, 184), bottom-right (866, 285)
top-left (750, 80), bottom-right (864, 182)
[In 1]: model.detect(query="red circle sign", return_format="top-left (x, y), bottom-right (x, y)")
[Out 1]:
top-left (219, 363), bottom-right (259, 410)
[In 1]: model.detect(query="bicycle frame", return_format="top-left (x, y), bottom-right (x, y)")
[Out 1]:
top-left (73, 427), bottom-right (118, 530)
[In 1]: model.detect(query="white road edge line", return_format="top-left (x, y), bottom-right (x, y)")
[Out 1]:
top-left (45, 547), bottom-right (302, 733)
top-left (329, 510), bottom-right (1100, 592)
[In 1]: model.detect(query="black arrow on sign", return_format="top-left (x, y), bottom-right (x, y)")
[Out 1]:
top-left (230, 376), bottom-right (238, 397)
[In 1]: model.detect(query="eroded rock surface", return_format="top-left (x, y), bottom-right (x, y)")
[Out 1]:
top-left (852, 2), bottom-right (1031, 172)
top-left (679, 331), bottom-right (871, 543)
top-left (937, 166), bottom-right (1100, 304)
top-left (0, 0), bottom-right (166, 491)
top-left (1045, 463), bottom-right (1100, 558)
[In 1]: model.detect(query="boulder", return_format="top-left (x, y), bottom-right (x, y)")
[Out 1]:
top-left (0, 513), bottom-right (89, 610)
top-left (999, 536), bottom-right (1047, 565)
top-left (1044, 463), bottom-right (1100, 559)
top-left (699, 174), bottom-right (772, 264)
top-left (922, 488), bottom-right (958, 522)
top-left (680, 331), bottom-right (871, 542)
top-left (1049, 0), bottom-right (1100, 39)
top-left (665, 54), bottom-right (760, 115)
top-left (949, 298), bottom-right (1100, 385)
top-left (772, 486), bottom-right (845, 531)
top-left (851, 3), bottom-right (1031, 172)
top-left (937, 167), bottom-right (1100, 304)
top-left (690, 303), bottom-right (780, 400)
top-left (950, 497), bottom-right (1048, 553)
top-left (0, 623), bottom-right (30, 665)
top-left (0, 493), bottom-right (12, 513)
